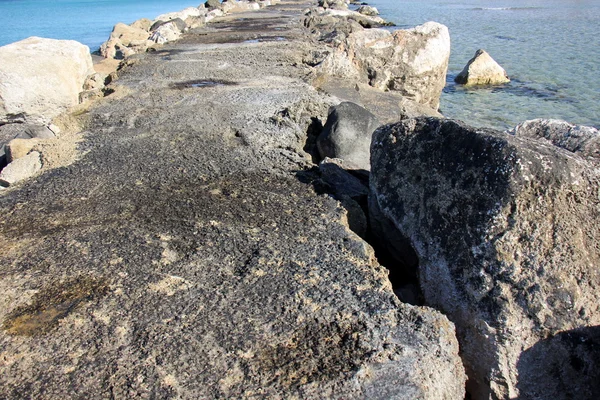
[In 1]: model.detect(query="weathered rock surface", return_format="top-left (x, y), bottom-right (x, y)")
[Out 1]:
top-left (455, 49), bottom-right (509, 86)
top-left (0, 150), bottom-right (41, 186)
top-left (357, 5), bottom-right (378, 16)
top-left (317, 101), bottom-right (381, 170)
top-left (0, 37), bottom-right (94, 124)
top-left (149, 19), bottom-right (187, 44)
top-left (205, 0), bottom-right (222, 9)
top-left (316, 22), bottom-right (450, 110)
top-left (99, 22), bottom-right (153, 59)
top-left (509, 118), bottom-right (600, 160)
top-left (0, 3), bottom-right (465, 398)
top-left (313, 77), bottom-right (442, 124)
top-left (370, 117), bottom-right (600, 399)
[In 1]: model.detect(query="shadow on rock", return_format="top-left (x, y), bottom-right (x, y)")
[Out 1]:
top-left (516, 326), bottom-right (600, 400)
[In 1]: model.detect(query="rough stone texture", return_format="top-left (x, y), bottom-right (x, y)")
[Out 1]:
top-left (317, 101), bottom-right (381, 170)
top-left (130, 18), bottom-right (153, 31)
top-left (0, 3), bottom-right (466, 398)
top-left (0, 150), bottom-right (41, 186)
top-left (516, 325), bottom-right (600, 399)
top-left (455, 49), bottom-right (509, 86)
top-left (205, 0), bottom-right (222, 9)
top-left (370, 117), bottom-right (600, 399)
top-left (0, 124), bottom-right (54, 167)
top-left (155, 7), bottom-right (206, 22)
top-left (150, 19), bottom-right (187, 44)
top-left (316, 22), bottom-right (450, 110)
top-left (0, 37), bottom-right (94, 124)
top-left (6, 138), bottom-right (39, 162)
top-left (357, 5), bottom-right (378, 16)
top-left (509, 118), bottom-right (600, 160)
top-left (313, 78), bottom-right (442, 124)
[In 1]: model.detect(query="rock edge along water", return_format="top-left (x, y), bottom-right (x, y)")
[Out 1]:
top-left (0, 1), bottom-right (466, 398)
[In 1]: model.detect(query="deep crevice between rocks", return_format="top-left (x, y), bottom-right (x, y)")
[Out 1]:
top-left (297, 122), bottom-right (423, 306)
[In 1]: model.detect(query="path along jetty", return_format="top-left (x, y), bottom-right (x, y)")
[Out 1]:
top-left (1, 1), bottom-right (599, 399)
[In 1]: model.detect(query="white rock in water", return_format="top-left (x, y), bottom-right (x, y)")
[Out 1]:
top-left (0, 37), bottom-right (94, 124)
top-left (455, 49), bottom-right (510, 85)
top-left (0, 150), bottom-right (42, 186)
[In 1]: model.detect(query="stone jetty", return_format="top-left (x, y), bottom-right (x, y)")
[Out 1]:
top-left (0, 1), bottom-right (598, 399)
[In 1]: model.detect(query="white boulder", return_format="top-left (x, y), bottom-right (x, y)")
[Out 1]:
top-left (0, 37), bottom-right (94, 124)
top-left (455, 49), bottom-right (510, 85)
top-left (0, 151), bottom-right (42, 186)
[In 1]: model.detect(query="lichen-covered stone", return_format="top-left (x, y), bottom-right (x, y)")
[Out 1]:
top-left (370, 117), bottom-right (600, 399)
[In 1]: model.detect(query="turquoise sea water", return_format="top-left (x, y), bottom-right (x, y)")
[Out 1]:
top-left (0, 0), bottom-right (199, 51)
top-left (369, 0), bottom-right (600, 130)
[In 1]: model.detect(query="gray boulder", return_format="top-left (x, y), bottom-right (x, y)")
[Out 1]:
top-left (370, 117), bottom-right (600, 399)
top-left (509, 118), bottom-right (600, 160)
top-left (317, 102), bottom-right (381, 170)
top-left (455, 49), bottom-right (509, 86)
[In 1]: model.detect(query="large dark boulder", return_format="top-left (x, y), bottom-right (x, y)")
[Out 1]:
top-left (317, 102), bottom-right (381, 170)
top-left (369, 117), bottom-right (600, 399)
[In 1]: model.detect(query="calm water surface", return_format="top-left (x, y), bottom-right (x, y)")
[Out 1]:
top-left (369, 0), bottom-right (600, 130)
top-left (0, 0), bottom-right (199, 51)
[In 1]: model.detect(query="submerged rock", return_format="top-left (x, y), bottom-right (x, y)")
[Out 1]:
top-left (455, 49), bottom-right (510, 86)
top-left (0, 37), bottom-right (94, 124)
top-left (370, 117), bottom-right (600, 399)
top-left (317, 102), bottom-right (381, 170)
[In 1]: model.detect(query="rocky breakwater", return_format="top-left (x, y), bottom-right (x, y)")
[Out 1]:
top-left (370, 117), bottom-right (600, 398)
top-left (0, 1), bottom-right (466, 398)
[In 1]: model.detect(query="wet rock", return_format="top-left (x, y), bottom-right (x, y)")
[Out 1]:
top-left (370, 117), bottom-right (600, 399)
top-left (509, 118), bottom-right (600, 160)
top-left (357, 5), bottom-right (379, 16)
top-left (455, 49), bottom-right (509, 86)
top-left (317, 102), bottom-right (381, 170)
top-left (0, 37), bottom-right (94, 124)
top-left (0, 150), bottom-right (41, 186)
